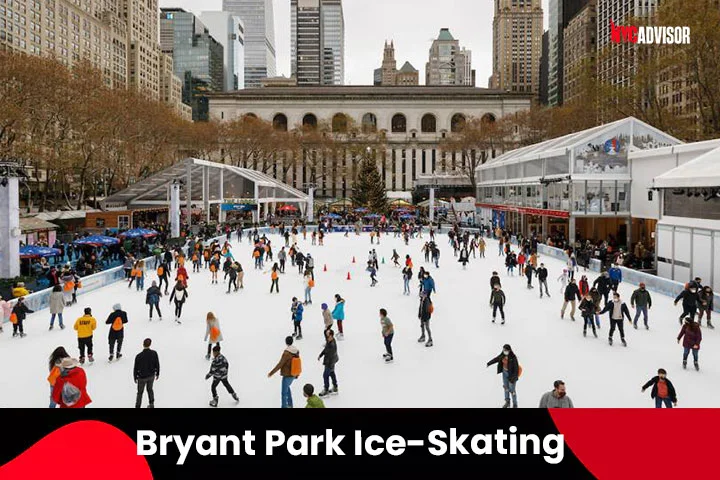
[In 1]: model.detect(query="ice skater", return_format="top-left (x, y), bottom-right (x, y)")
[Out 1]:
top-left (380, 308), bottom-right (394, 363)
top-left (317, 329), bottom-right (339, 397)
top-left (486, 344), bottom-right (520, 408)
top-left (332, 294), bottom-right (345, 340)
top-left (599, 291), bottom-right (632, 346)
top-left (105, 303), bottom-right (128, 361)
top-left (490, 284), bottom-right (506, 324)
top-left (204, 312), bottom-right (223, 360)
top-left (169, 280), bottom-right (189, 324)
top-left (145, 281), bottom-right (162, 321)
top-left (74, 307), bottom-right (97, 364)
top-left (267, 336), bottom-right (301, 408)
top-left (418, 293), bottom-right (434, 347)
top-left (291, 297), bottom-right (304, 340)
top-left (206, 345), bottom-right (239, 407)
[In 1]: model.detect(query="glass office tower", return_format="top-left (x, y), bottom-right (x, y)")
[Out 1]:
top-left (290, 0), bottom-right (344, 85)
top-left (223, 0), bottom-right (277, 88)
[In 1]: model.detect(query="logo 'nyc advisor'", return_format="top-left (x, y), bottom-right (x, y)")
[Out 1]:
top-left (610, 20), bottom-right (690, 44)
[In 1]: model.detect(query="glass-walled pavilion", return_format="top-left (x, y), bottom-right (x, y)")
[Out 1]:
top-left (475, 117), bottom-right (681, 247)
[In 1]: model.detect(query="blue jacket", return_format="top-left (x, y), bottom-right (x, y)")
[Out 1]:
top-left (294, 304), bottom-right (304, 321)
top-left (332, 301), bottom-right (345, 320)
top-left (422, 276), bottom-right (436, 294)
top-left (608, 267), bottom-right (622, 283)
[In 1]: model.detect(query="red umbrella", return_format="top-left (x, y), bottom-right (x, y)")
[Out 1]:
top-left (279, 205), bottom-right (298, 212)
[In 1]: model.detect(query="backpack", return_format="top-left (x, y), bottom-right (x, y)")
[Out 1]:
top-left (61, 380), bottom-right (81, 407)
top-left (308, 278), bottom-right (315, 288)
top-left (157, 266), bottom-right (164, 277)
top-left (518, 364), bottom-right (523, 378)
top-left (210, 326), bottom-right (221, 343)
top-left (9, 313), bottom-right (18, 324)
top-left (112, 315), bottom-right (124, 331)
top-left (290, 355), bottom-right (302, 377)
top-left (428, 302), bottom-right (434, 314)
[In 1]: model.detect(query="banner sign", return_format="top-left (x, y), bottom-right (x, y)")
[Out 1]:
top-left (476, 203), bottom-right (571, 219)
top-left (221, 204), bottom-right (258, 212)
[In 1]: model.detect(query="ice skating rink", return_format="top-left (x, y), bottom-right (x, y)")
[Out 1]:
top-left (1, 231), bottom-right (718, 408)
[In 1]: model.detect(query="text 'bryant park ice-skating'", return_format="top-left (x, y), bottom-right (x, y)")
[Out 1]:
top-left (0, 0), bottom-right (719, 409)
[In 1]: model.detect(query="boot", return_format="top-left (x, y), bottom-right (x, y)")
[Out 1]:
top-left (621, 338), bottom-right (627, 347)
top-left (209, 397), bottom-right (218, 407)
top-left (502, 400), bottom-right (510, 408)
top-left (331, 385), bottom-right (338, 395)
top-left (319, 388), bottom-right (330, 397)
top-left (417, 335), bottom-right (426, 343)
top-left (425, 340), bottom-right (433, 347)
top-left (232, 393), bottom-right (239, 402)
top-left (88, 355), bottom-right (94, 363)
top-left (708, 321), bottom-right (715, 329)
top-left (683, 361), bottom-right (687, 369)
top-left (109, 354), bottom-right (114, 362)
top-left (608, 338), bottom-right (613, 346)
top-left (694, 362), bottom-right (700, 371)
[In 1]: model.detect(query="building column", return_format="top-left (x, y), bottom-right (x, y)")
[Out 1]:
top-left (185, 162), bottom-right (192, 226)
top-left (170, 182), bottom-right (181, 238)
top-left (307, 187), bottom-right (315, 223)
top-left (429, 187), bottom-right (435, 223)
top-left (253, 182), bottom-right (260, 224)
top-left (218, 168), bottom-right (225, 223)
top-left (541, 215), bottom-right (548, 240)
top-left (0, 176), bottom-right (20, 279)
top-left (625, 217), bottom-right (632, 250)
top-left (203, 166), bottom-right (210, 223)
top-left (569, 215), bottom-right (577, 247)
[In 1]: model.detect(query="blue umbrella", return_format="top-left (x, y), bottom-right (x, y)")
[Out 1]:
top-left (73, 235), bottom-right (120, 247)
top-left (323, 213), bottom-right (342, 219)
top-left (399, 214), bottom-right (416, 220)
top-left (354, 207), bottom-right (369, 213)
top-left (364, 213), bottom-right (381, 219)
top-left (19, 245), bottom-right (61, 258)
top-left (120, 228), bottom-right (159, 239)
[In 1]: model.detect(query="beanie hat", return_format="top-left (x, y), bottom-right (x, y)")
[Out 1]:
top-left (113, 303), bottom-right (122, 311)
top-left (321, 303), bottom-right (328, 310)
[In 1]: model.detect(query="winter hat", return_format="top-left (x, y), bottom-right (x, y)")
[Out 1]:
top-left (639, 282), bottom-right (646, 288)
top-left (113, 303), bottom-right (122, 311)
top-left (60, 358), bottom-right (79, 369)
top-left (321, 303), bottom-right (328, 310)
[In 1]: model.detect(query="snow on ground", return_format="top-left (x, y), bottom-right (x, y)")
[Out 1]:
top-left (0, 231), bottom-right (718, 408)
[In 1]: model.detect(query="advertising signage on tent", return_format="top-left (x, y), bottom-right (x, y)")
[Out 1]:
top-left (221, 203), bottom-right (258, 212)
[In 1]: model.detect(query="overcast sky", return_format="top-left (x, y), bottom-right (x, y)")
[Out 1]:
top-left (159, 0), bottom-right (550, 87)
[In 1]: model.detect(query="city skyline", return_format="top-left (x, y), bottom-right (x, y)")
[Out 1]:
top-left (160, 0), bottom-right (551, 87)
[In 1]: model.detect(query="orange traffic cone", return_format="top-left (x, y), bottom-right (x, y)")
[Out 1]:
top-left (347, 272), bottom-right (351, 280)
top-left (323, 264), bottom-right (328, 272)
top-left (352, 256), bottom-right (356, 264)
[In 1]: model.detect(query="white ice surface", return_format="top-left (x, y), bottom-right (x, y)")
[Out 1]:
top-left (0, 232), bottom-right (717, 408)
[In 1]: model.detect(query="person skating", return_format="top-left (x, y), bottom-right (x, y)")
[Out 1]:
top-left (589, 287), bottom-right (603, 329)
top-left (270, 263), bottom-right (280, 294)
top-left (145, 281), bottom-right (163, 321)
top-left (48, 347), bottom-right (70, 408)
top-left (303, 384), bottom-right (326, 408)
top-left (579, 292), bottom-right (598, 338)
top-left (524, 261), bottom-right (535, 289)
top-left (168, 280), bottom-right (188, 324)
top-left (402, 265), bottom-right (413, 296)
top-left (392, 249), bottom-right (400, 267)
top-left (578, 275), bottom-right (589, 297)
top-left (490, 271), bottom-right (502, 291)
top-left (49, 284), bottom-right (65, 330)
top-left (674, 284), bottom-right (700, 324)
top-left (489, 284), bottom-right (506, 324)
top-left (133, 338), bottom-right (160, 408)
top-left (421, 270), bottom-right (436, 299)
top-left (317, 329), bottom-right (339, 397)
top-left (557, 268), bottom-right (569, 293)
top-left (561, 279), bottom-right (581, 321)
top-left (367, 261), bottom-right (378, 287)
top-left (332, 294), bottom-right (345, 340)
top-left (630, 283), bottom-right (652, 329)
top-left (157, 261), bottom-right (170, 293)
top-left (486, 344), bottom-right (520, 408)
top-left (51, 357), bottom-right (92, 408)
top-left (267, 336), bottom-right (301, 408)
top-left (74, 307), bottom-right (97, 364)
top-left (206, 345), bottom-right (239, 407)
top-left (478, 237), bottom-right (486, 258)
top-left (10, 297), bottom-right (33, 338)
top-left (599, 291), bottom-right (632, 346)
top-left (278, 247), bottom-right (287, 273)
top-left (418, 292), bottom-right (434, 346)
top-left (458, 248), bottom-right (469, 269)
top-left (536, 263), bottom-right (550, 298)
top-left (593, 272), bottom-right (613, 305)
top-left (322, 303), bottom-right (333, 339)
top-left (304, 270), bottom-right (314, 304)
top-left (677, 319), bottom-right (702, 371)
top-left (641, 369), bottom-right (677, 408)
top-left (608, 263), bottom-right (622, 291)
top-left (291, 297), bottom-right (304, 340)
top-left (538, 380), bottom-right (574, 408)
top-left (105, 304), bottom-right (128, 362)
top-left (175, 263), bottom-right (189, 288)
top-left (380, 308), bottom-right (394, 363)
top-left (306, 253), bottom-right (315, 281)
top-left (204, 312), bottom-right (223, 360)
top-left (698, 285), bottom-right (715, 329)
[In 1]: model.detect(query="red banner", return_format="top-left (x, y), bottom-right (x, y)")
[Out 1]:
top-left (475, 203), bottom-right (570, 219)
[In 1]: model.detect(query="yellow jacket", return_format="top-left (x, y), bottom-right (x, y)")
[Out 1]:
top-left (12, 287), bottom-right (30, 298)
top-left (74, 315), bottom-right (97, 338)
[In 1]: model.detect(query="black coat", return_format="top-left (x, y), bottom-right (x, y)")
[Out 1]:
top-left (487, 352), bottom-right (519, 383)
top-left (675, 290), bottom-right (700, 310)
top-left (11, 302), bottom-right (33, 321)
top-left (318, 339), bottom-right (339, 367)
top-left (105, 310), bottom-right (128, 337)
top-left (564, 283), bottom-right (581, 302)
top-left (642, 376), bottom-right (677, 402)
top-left (419, 296), bottom-right (433, 321)
top-left (490, 275), bottom-right (501, 288)
top-left (536, 267), bottom-right (548, 281)
top-left (134, 348), bottom-right (160, 380)
top-left (593, 275), bottom-right (612, 295)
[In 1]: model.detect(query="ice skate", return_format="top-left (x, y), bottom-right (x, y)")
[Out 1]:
top-left (88, 355), bottom-right (94, 363)
top-left (331, 386), bottom-right (338, 395)
top-left (608, 338), bottom-right (613, 346)
top-left (60, 324), bottom-right (65, 330)
top-left (149, 317), bottom-right (153, 322)
top-left (209, 397), bottom-right (218, 408)
top-left (633, 323), bottom-right (638, 329)
top-left (502, 400), bottom-right (510, 408)
top-left (501, 319), bottom-right (505, 325)
top-left (79, 357), bottom-right (85, 364)
top-left (117, 353), bottom-right (122, 360)
top-left (708, 322), bottom-right (715, 329)
top-left (19, 332), bottom-right (26, 338)
top-left (384, 355), bottom-right (394, 363)
top-left (232, 393), bottom-right (239, 402)
top-left (683, 361), bottom-right (687, 369)
top-left (694, 362), bottom-right (700, 371)
top-left (492, 318), bottom-right (496, 323)
top-left (583, 330), bottom-right (587, 337)
top-left (319, 388), bottom-right (330, 397)
top-left (621, 338), bottom-right (627, 347)
top-left (49, 325), bottom-right (53, 331)
top-left (571, 316), bottom-right (576, 322)
top-left (205, 353), bottom-right (211, 360)
top-left (417, 335), bottom-right (426, 343)
top-left (108, 354), bottom-right (114, 362)
top-left (296, 334), bottom-right (303, 340)
top-left (593, 331), bottom-right (598, 338)
top-left (425, 340), bottom-right (433, 347)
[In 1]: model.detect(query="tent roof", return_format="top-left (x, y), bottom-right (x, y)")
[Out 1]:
top-left (101, 158), bottom-right (307, 209)
top-left (654, 145), bottom-right (720, 188)
top-left (20, 217), bottom-right (58, 233)
top-left (477, 117), bottom-right (682, 170)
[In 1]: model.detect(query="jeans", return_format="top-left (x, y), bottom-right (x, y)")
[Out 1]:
top-left (304, 287), bottom-right (312, 303)
top-left (633, 306), bottom-right (649, 326)
top-left (211, 377), bottom-right (236, 398)
top-left (502, 370), bottom-right (517, 406)
top-left (539, 280), bottom-right (549, 297)
top-left (270, 278), bottom-right (279, 293)
top-left (492, 303), bottom-right (505, 320)
top-left (403, 278), bottom-right (410, 295)
top-left (78, 336), bottom-right (93, 359)
top-left (683, 347), bottom-right (699, 363)
top-left (136, 376), bottom-right (155, 408)
top-left (583, 314), bottom-right (596, 334)
top-left (136, 276), bottom-right (144, 290)
top-left (323, 366), bottom-right (338, 390)
top-left (609, 319), bottom-right (625, 339)
top-left (149, 303), bottom-right (161, 319)
top-left (281, 376), bottom-right (295, 408)
top-left (49, 386), bottom-right (57, 408)
top-left (50, 313), bottom-right (64, 328)
top-left (384, 333), bottom-right (394, 356)
top-left (655, 397), bottom-right (673, 408)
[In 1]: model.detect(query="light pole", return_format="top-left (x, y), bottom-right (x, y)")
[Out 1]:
top-left (302, 182), bottom-right (317, 223)
top-left (0, 159), bottom-right (26, 279)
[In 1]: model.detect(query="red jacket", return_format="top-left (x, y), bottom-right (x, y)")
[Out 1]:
top-left (52, 367), bottom-right (92, 408)
top-left (678, 323), bottom-right (702, 350)
top-left (579, 278), bottom-right (589, 296)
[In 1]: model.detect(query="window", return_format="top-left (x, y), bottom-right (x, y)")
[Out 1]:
top-left (451, 113), bottom-right (466, 132)
top-left (361, 113), bottom-right (377, 133)
top-left (391, 114), bottom-right (406, 133)
top-left (421, 114), bottom-right (437, 133)
top-left (332, 113), bottom-right (348, 133)
top-left (118, 215), bottom-right (130, 229)
top-left (302, 113), bottom-right (317, 129)
top-left (273, 113), bottom-right (288, 131)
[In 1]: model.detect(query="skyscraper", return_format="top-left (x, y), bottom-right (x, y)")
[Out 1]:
top-left (425, 28), bottom-right (475, 86)
top-left (200, 12), bottom-right (246, 91)
top-left (563, 0), bottom-right (596, 106)
top-left (547, 0), bottom-right (588, 105)
top-left (161, 9), bottom-right (225, 121)
top-left (374, 40), bottom-right (419, 86)
top-left (490, 0), bottom-right (544, 94)
top-left (290, 0), bottom-right (344, 86)
top-left (223, 0), bottom-right (277, 88)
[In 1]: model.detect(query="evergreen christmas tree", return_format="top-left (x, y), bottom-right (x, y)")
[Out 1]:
top-left (352, 155), bottom-right (388, 212)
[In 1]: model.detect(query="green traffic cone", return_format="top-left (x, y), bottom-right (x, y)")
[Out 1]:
top-left (382, 257), bottom-right (385, 264)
